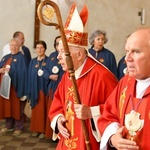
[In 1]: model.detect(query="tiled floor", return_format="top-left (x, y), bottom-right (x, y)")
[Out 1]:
top-left (0, 119), bottom-right (57, 150)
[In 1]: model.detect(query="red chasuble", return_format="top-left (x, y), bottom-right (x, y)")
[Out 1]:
top-left (49, 57), bottom-right (118, 150)
top-left (98, 75), bottom-right (150, 149)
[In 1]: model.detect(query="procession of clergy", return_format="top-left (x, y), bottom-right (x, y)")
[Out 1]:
top-left (1, 2), bottom-right (149, 150)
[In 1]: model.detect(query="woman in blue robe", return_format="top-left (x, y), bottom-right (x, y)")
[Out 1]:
top-left (44, 36), bottom-right (64, 139)
top-left (27, 40), bottom-right (50, 139)
top-left (88, 30), bottom-right (117, 78)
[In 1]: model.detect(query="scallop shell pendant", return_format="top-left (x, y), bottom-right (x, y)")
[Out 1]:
top-left (38, 69), bottom-right (44, 76)
top-left (125, 110), bottom-right (143, 136)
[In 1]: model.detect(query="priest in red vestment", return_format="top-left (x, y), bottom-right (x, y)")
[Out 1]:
top-left (98, 28), bottom-right (150, 150)
top-left (49, 4), bottom-right (118, 150)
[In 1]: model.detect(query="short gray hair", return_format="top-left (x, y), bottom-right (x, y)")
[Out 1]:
top-left (89, 30), bottom-right (108, 46)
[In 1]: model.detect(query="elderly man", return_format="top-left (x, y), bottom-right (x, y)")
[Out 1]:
top-left (0, 38), bottom-right (28, 136)
top-left (2, 31), bottom-right (31, 64)
top-left (98, 27), bottom-right (150, 150)
top-left (49, 4), bottom-right (118, 150)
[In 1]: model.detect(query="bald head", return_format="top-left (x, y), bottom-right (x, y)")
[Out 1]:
top-left (125, 27), bottom-right (150, 79)
top-left (126, 28), bottom-right (150, 49)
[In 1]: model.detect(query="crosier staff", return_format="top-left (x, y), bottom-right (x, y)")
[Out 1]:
top-left (37, 1), bottom-right (91, 149)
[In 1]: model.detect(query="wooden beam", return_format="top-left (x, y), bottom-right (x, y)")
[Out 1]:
top-left (34, 0), bottom-right (41, 48)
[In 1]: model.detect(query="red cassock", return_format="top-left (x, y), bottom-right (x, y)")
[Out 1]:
top-left (49, 57), bottom-right (118, 150)
top-left (98, 75), bottom-right (150, 150)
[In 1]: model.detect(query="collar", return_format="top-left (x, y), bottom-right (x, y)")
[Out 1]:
top-left (75, 58), bottom-right (87, 79)
top-left (136, 77), bottom-right (150, 98)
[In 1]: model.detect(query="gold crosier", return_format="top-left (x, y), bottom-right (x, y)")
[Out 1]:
top-left (37, 1), bottom-right (91, 150)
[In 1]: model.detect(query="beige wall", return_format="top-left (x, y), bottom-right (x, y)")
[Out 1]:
top-left (0, 0), bottom-right (149, 62)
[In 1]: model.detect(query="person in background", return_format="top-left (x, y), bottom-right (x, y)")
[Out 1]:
top-left (88, 30), bottom-right (117, 77)
top-left (49, 4), bottom-right (118, 150)
top-left (0, 38), bottom-right (28, 136)
top-left (47, 36), bottom-right (64, 98)
top-left (27, 40), bottom-right (49, 139)
top-left (44, 36), bottom-right (64, 139)
top-left (117, 35), bottom-right (130, 80)
top-left (98, 27), bottom-right (150, 150)
top-left (117, 55), bottom-right (127, 80)
top-left (2, 31), bottom-right (31, 65)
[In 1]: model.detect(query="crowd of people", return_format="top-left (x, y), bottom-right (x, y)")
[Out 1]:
top-left (0, 32), bottom-right (64, 140)
top-left (1, 3), bottom-right (150, 150)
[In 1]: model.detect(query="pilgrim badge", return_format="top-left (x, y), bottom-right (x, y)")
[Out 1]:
top-left (35, 64), bottom-right (39, 68)
top-left (125, 110), bottom-right (144, 136)
top-left (99, 58), bottom-right (104, 63)
top-left (13, 58), bottom-right (17, 62)
top-left (52, 66), bottom-right (59, 74)
top-left (51, 57), bottom-right (54, 61)
top-left (38, 69), bottom-right (44, 76)
top-left (42, 62), bottom-right (46, 66)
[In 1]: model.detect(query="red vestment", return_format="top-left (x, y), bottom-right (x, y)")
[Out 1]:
top-left (98, 75), bottom-right (150, 150)
top-left (49, 57), bottom-right (118, 150)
